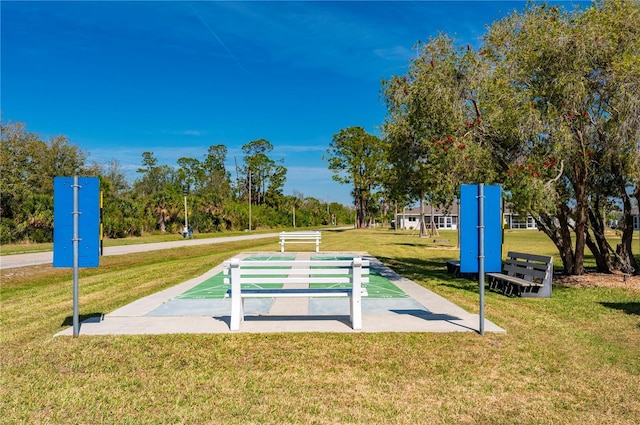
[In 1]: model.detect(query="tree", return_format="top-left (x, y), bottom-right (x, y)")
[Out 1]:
top-left (0, 120), bottom-right (87, 242)
top-left (381, 35), bottom-right (494, 235)
top-left (202, 144), bottom-right (232, 203)
top-left (241, 139), bottom-right (286, 206)
top-left (176, 157), bottom-right (203, 192)
top-left (133, 152), bottom-right (178, 232)
top-left (379, 1), bottom-right (640, 275)
top-left (476, 0), bottom-right (640, 274)
top-left (326, 127), bottom-right (386, 228)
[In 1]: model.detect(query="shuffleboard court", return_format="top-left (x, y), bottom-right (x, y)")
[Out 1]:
top-left (55, 252), bottom-right (506, 335)
top-left (176, 254), bottom-right (297, 300)
top-left (310, 253), bottom-right (408, 298)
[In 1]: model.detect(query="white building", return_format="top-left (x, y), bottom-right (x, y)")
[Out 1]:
top-left (395, 201), bottom-right (540, 231)
top-left (395, 204), bottom-right (459, 230)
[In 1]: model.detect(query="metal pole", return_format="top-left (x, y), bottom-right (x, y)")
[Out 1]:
top-left (183, 194), bottom-right (188, 229)
top-left (478, 183), bottom-right (485, 336)
top-left (72, 175), bottom-right (80, 338)
top-left (248, 171), bottom-right (252, 232)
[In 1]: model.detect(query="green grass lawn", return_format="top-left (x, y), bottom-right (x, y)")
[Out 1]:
top-left (1, 229), bottom-right (639, 424)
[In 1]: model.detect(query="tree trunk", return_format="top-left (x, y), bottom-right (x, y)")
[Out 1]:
top-left (355, 189), bottom-right (367, 229)
top-left (572, 178), bottom-right (587, 275)
top-left (616, 187), bottom-right (639, 275)
top-left (534, 204), bottom-right (576, 275)
top-left (586, 203), bottom-right (614, 273)
top-left (419, 196), bottom-right (426, 238)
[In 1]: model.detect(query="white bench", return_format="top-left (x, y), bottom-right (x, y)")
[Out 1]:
top-left (279, 231), bottom-right (321, 253)
top-left (224, 257), bottom-right (369, 331)
top-left (486, 251), bottom-right (553, 298)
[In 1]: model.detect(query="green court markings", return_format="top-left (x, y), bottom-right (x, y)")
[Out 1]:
top-left (176, 254), bottom-right (408, 300)
top-left (311, 254), bottom-right (355, 261)
top-left (310, 254), bottom-right (408, 299)
top-left (176, 254), bottom-right (296, 300)
top-left (244, 254), bottom-right (296, 261)
top-left (176, 272), bottom-right (229, 299)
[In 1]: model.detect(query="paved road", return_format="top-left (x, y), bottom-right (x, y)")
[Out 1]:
top-left (0, 232), bottom-right (282, 269)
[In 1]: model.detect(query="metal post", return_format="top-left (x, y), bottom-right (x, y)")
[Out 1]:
top-left (248, 171), bottom-right (252, 232)
top-left (183, 195), bottom-right (188, 230)
top-left (478, 184), bottom-right (485, 336)
top-left (182, 184), bottom-right (189, 235)
top-left (72, 175), bottom-right (80, 338)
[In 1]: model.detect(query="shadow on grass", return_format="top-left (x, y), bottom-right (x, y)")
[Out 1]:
top-left (392, 242), bottom-right (431, 248)
top-left (61, 312), bottom-right (103, 327)
top-left (376, 255), bottom-right (482, 293)
top-left (599, 302), bottom-right (640, 316)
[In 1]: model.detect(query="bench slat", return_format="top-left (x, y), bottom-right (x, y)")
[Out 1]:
top-left (237, 268), bottom-right (369, 276)
top-left (224, 277), bottom-right (370, 285)
top-left (506, 251), bottom-right (552, 264)
top-left (502, 263), bottom-right (548, 280)
top-left (235, 260), bottom-right (367, 268)
top-left (504, 258), bottom-right (549, 271)
top-left (232, 288), bottom-right (369, 298)
top-left (487, 272), bottom-right (541, 287)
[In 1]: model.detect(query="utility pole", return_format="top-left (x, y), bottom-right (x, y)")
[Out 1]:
top-left (182, 183), bottom-right (189, 238)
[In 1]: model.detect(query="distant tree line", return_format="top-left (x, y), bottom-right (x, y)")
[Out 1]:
top-left (0, 122), bottom-right (354, 244)
top-left (324, 1), bottom-right (640, 275)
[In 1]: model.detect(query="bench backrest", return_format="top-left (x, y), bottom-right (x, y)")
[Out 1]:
top-left (279, 231), bottom-right (321, 239)
top-left (504, 251), bottom-right (553, 284)
top-left (224, 258), bottom-right (369, 286)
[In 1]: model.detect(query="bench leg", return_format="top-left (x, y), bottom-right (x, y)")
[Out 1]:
top-left (230, 259), bottom-right (243, 331)
top-left (350, 258), bottom-right (363, 330)
top-left (350, 294), bottom-right (362, 330)
top-left (230, 295), bottom-right (243, 331)
top-left (280, 242), bottom-right (285, 253)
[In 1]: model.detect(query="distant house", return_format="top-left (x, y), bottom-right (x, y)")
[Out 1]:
top-left (395, 200), bottom-right (638, 232)
top-left (607, 205), bottom-right (639, 230)
top-left (395, 203), bottom-right (459, 230)
top-left (395, 201), bottom-right (539, 231)
top-left (503, 210), bottom-right (538, 230)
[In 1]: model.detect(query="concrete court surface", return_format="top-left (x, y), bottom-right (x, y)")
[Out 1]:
top-left (55, 252), bottom-right (505, 336)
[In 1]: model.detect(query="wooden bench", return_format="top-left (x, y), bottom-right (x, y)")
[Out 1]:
top-left (224, 257), bottom-right (369, 331)
top-left (486, 251), bottom-right (553, 298)
top-left (279, 231), bottom-right (321, 253)
top-left (446, 260), bottom-right (461, 277)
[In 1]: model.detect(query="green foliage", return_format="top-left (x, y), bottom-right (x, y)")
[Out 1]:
top-left (382, 35), bottom-right (492, 209)
top-left (0, 121), bottom-right (87, 243)
top-left (381, 1), bottom-right (640, 275)
top-left (241, 139), bottom-right (287, 206)
top-left (1, 121), bottom-right (352, 244)
top-left (326, 127), bottom-right (386, 227)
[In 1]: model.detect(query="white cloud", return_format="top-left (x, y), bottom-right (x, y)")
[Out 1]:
top-left (374, 46), bottom-right (414, 62)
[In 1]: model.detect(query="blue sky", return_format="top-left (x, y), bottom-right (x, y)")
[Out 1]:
top-left (1, 1), bottom-right (586, 205)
